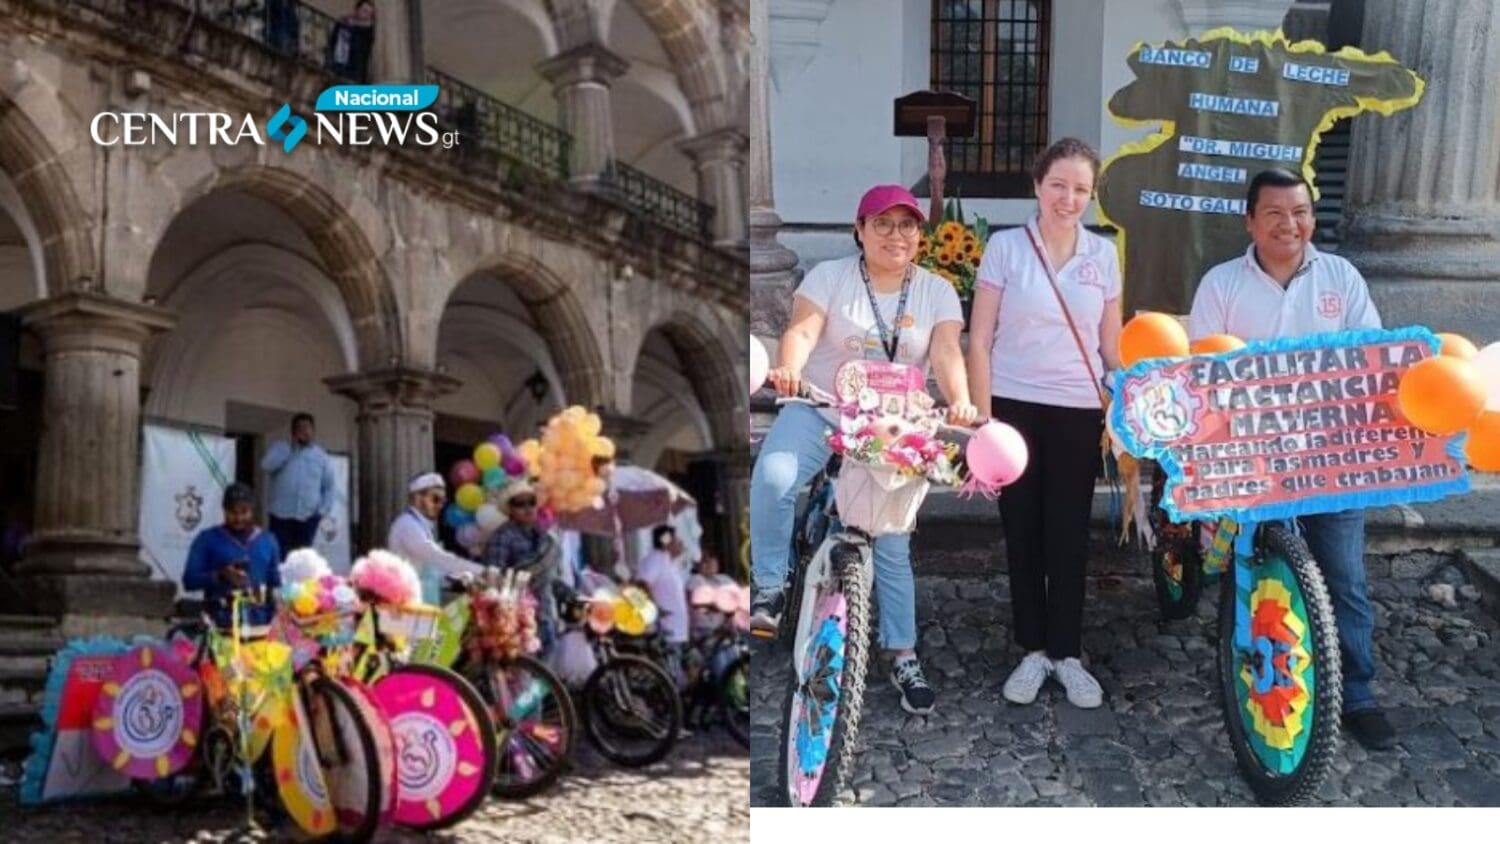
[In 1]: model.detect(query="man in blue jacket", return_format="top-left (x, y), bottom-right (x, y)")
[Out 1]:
top-left (182, 483), bottom-right (282, 627)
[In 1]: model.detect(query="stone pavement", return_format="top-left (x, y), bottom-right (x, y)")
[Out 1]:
top-left (750, 553), bottom-right (1500, 807)
top-left (2, 731), bottom-right (748, 843)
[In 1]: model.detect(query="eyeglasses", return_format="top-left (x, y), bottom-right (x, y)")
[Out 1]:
top-left (510, 498), bottom-right (538, 509)
top-left (424, 493), bottom-right (446, 504)
top-left (868, 216), bottom-right (921, 237)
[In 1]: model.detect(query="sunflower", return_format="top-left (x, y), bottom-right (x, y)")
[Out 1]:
top-left (936, 246), bottom-right (957, 266)
top-left (936, 221), bottom-right (964, 244)
top-left (969, 254), bottom-right (982, 268)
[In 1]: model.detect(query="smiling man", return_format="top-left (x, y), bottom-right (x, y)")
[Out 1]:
top-left (1187, 167), bottom-right (1393, 751)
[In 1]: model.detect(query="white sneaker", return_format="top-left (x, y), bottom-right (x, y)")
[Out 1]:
top-left (1053, 657), bottom-right (1104, 709)
top-left (1002, 651), bottom-right (1052, 704)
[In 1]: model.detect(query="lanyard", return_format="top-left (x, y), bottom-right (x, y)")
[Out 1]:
top-left (858, 258), bottom-right (912, 362)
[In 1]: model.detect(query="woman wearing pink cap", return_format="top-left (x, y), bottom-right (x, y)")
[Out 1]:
top-left (967, 138), bottom-right (1123, 710)
top-left (750, 184), bottom-right (978, 716)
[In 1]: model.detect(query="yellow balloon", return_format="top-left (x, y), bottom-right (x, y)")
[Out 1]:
top-left (473, 442), bottom-right (501, 471)
top-left (456, 483), bottom-right (484, 511)
top-left (592, 437), bottom-right (616, 460)
top-left (292, 593), bottom-right (319, 616)
top-left (587, 477), bottom-right (606, 496)
top-left (581, 413), bottom-right (602, 437)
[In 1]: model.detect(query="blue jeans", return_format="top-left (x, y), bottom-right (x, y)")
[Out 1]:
top-left (1299, 509), bottom-right (1376, 713)
top-left (750, 403), bottom-right (918, 651)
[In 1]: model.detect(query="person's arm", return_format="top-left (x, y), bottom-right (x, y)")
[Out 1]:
top-left (182, 532), bottom-right (216, 592)
top-left (1099, 297), bottom-right (1124, 371)
top-left (409, 522), bottom-right (483, 577)
top-left (768, 295), bottom-right (827, 397)
top-left (319, 453), bottom-right (336, 518)
top-left (261, 439), bottom-right (292, 472)
top-left (930, 321), bottom-right (975, 421)
top-left (1343, 268), bottom-right (1383, 331)
top-left (967, 236), bottom-right (1007, 418)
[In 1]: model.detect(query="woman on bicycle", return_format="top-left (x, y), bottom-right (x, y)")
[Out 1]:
top-left (750, 184), bottom-right (979, 716)
top-left (966, 138), bottom-right (1122, 709)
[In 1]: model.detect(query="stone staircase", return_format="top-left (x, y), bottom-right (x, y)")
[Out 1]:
top-left (0, 614), bottom-right (62, 754)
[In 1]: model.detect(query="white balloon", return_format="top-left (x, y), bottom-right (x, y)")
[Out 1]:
top-left (750, 334), bottom-right (769, 395)
top-left (475, 503), bottom-right (505, 531)
top-left (1476, 342), bottom-right (1500, 411)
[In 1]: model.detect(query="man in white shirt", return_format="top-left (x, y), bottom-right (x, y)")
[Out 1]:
top-left (387, 472), bottom-right (481, 601)
top-left (1188, 167), bottom-right (1393, 751)
top-left (636, 524), bottom-right (689, 689)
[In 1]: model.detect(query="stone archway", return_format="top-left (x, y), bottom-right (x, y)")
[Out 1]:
top-left (0, 95), bottom-right (94, 295)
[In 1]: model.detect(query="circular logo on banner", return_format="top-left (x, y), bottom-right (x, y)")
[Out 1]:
top-left (116, 669), bottom-right (184, 758)
top-left (391, 711), bottom-right (457, 801)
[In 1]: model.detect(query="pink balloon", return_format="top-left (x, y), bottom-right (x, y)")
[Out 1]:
top-left (966, 421), bottom-right (1029, 487)
top-left (450, 459), bottom-right (480, 487)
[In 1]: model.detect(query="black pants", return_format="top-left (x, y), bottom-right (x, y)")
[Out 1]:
top-left (991, 397), bottom-right (1104, 659)
top-left (269, 514), bottom-right (320, 556)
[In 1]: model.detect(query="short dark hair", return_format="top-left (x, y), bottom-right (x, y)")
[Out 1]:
top-left (1246, 168), bottom-right (1311, 215)
top-left (222, 482), bottom-right (255, 509)
top-left (1032, 137), bottom-right (1101, 187)
top-left (291, 412), bottom-right (315, 431)
top-left (652, 525), bottom-right (676, 549)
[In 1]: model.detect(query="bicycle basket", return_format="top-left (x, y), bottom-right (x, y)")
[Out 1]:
top-left (833, 460), bottom-right (931, 535)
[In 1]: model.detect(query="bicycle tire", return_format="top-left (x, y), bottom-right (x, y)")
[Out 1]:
top-left (301, 675), bottom-right (383, 842)
top-left (376, 663), bottom-right (498, 830)
top-left (777, 473), bottom-right (832, 652)
top-left (1217, 523), bottom-right (1342, 806)
top-left (719, 652), bottom-right (751, 749)
top-left (471, 655), bottom-right (577, 799)
top-left (581, 654), bottom-right (683, 768)
top-left (777, 541), bottom-right (871, 807)
top-left (1149, 462), bottom-right (1203, 621)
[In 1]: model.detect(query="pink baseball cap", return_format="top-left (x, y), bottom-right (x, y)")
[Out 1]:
top-left (856, 185), bottom-right (925, 223)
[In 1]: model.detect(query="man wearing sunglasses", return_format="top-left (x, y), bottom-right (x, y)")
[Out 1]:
top-left (483, 481), bottom-right (562, 653)
top-left (388, 472), bottom-right (482, 595)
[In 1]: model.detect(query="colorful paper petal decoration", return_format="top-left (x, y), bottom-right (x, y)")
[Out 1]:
top-left (90, 641), bottom-right (203, 782)
top-left (273, 691), bottom-right (337, 836)
top-left (20, 636), bottom-right (132, 805)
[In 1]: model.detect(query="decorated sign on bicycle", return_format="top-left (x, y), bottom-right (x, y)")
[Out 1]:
top-left (1110, 326), bottom-right (1471, 524)
top-left (832, 359), bottom-right (932, 418)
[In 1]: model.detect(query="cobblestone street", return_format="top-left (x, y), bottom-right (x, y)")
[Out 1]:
top-left (3, 733), bottom-right (748, 843)
top-left (750, 552), bottom-right (1500, 807)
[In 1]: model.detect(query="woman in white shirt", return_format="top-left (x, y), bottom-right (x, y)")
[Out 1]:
top-left (967, 139), bottom-right (1123, 710)
top-left (749, 184), bottom-right (978, 716)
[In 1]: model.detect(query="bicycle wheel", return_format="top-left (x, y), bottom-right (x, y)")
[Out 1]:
top-left (718, 652), bottom-right (750, 749)
top-left (1217, 523), bottom-right (1342, 806)
top-left (370, 663), bottom-right (497, 830)
top-left (581, 654), bottom-right (683, 767)
top-left (776, 473), bottom-right (832, 652)
top-left (777, 541), bottom-right (871, 807)
top-left (1149, 462), bottom-right (1202, 621)
top-left (300, 675), bottom-right (383, 842)
top-left (470, 655), bottom-right (577, 799)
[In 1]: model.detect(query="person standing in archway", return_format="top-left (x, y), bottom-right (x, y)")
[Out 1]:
top-left (261, 412), bottom-right (335, 558)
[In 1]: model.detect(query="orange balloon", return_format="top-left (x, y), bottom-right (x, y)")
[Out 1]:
top-left (1466, 411), bottom-right (1500, 472)
top-left (1437, 333), bottom-right (1479, 360)
top-left (1119, 312), bottom-right (1190, 367)
top-left (1190, 334), bottom-right (1246, 355)
top-left (1397, 356), bottom-right (1487, 435)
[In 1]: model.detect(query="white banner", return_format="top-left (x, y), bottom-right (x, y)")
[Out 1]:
top-left (311, 453), bottom-right (352, 573)
top-left (137, 425), bottom-right (236, 595)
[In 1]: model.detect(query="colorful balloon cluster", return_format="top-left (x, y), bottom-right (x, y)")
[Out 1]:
top-left (445, 433), bottom-right (557, 555)
top-left (519, 406), bottom-right (616, 514)
top-left (282, 574), bottom-right (360, 619)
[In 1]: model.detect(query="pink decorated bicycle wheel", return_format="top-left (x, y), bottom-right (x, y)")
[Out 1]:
top-left (369, 664), bottom-right (496, 830)
top-left (91, 643), bottom-right (202, 781)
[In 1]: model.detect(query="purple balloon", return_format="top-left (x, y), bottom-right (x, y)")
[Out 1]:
top-left (502, 454), bottom-right (527, 477)
top-left (488, 433), bottom-right (516, 457)
top-left (457, 523), bottom-right (481, 547)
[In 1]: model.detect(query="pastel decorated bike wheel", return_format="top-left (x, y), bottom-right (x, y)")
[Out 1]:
top-left (92, 642), bottom-right (202, 781)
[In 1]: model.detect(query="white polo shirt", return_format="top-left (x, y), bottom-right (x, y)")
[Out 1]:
top-left (1188, 244), bottom-right (1381, 341)
top-left (977, 218), bottom-right (1121, 409)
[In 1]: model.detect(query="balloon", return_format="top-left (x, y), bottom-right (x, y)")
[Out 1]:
top-left (488, 433), bottom-right (515, 456)
top-left (444, 504), bottom-right (474, 528)
top-left (750, 334), bottom-right (769, 394)
top-left (1189, 334), bottom-right (1245, 355)
top-left (537, 507), bottom-right (557, 531)
top-left (586, 477), bottom-right (607, 496)
top-left (474, 443), bottom-right (501, 471)
top-left (1437, 333), bottom-right (1479, 360)
top-left (449, 459), bottom-right (480, 488)
top-left (1119, 312), bottom-right (1189, 367)
top-left (1466, 411), bottom-right (1500, 472)
top-left (965, 421), bottom-right (1029, 487)
top-left (581, 413), bottom-right (602, 437)
top-left (457, 524), bottom-right (482, 548)
top-left (1397, 356), bottom-right (1487, 435)
top-left (592, 437), bottom-right (616, 460)
top-left (501, 455), bottom-right (527, 477)
top-left (475, 503), bottom-right (505, 531)
top-left (456, 483), bottom-right (485, 512)
top-left (1475, 342), bottom-right (1500, 412)
top-left (292, 593), bottom-right (319, 616)
top-left (482, 466), bottom-right (507, 489)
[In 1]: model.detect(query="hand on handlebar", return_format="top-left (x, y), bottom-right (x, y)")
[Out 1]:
top-left (767, 366), bottom-right (803, 397)
top-left (945, 401), bottom-right (980, 427)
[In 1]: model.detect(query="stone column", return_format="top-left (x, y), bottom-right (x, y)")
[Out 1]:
top-left (536, 43), bottom-right (629, 185)
top-left (749, 0), bottom-right (798, 336)
top-left (715, 447), bottom-right (751, 583)
top-left (596, 410), bottom-right (652, 463)
top-left (372, 0), bottom-right (424, 83)
top-left (12, 292), bottom-right (176, 633)
top-left (1338, 0), bottom-right (1500, 341)
top-left (680, 128), bottom-right (749, 248)
top-left (327, 367), bottom-right (460, 552)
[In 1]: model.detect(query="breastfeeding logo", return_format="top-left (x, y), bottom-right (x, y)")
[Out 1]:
top-left (91, 84), bottom-right (461, 153)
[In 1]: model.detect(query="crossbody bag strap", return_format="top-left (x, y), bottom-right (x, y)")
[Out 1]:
top-left (1023, 225), bottom-right (1109, 408)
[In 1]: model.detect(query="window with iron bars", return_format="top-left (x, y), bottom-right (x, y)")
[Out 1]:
top-left (929, 0), bottom-right (1051, 197)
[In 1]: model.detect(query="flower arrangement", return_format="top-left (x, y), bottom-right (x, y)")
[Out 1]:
top-left (915, 197), bottom-right (988, 303)
top-left (825, 403), bottom-right (963, 486)
top-left (466, 570), bottom-right (542, 661)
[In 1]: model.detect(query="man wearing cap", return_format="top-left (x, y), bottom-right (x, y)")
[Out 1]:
top-left (388, 472), bottom-right (483, 589)
top-left (750, 184), bottom-right (979, 716)
top-left (182, 482), bottom-right (282, 628)
top-left (483, 481), bottom-right (563, 653)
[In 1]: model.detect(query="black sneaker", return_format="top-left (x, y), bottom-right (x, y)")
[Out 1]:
top-left (890, 656), bottom-right (936, 715)
top-left (749, 587), bottom-right (785, 638)
top-left (1343, 708), bottom-right (1397, 751)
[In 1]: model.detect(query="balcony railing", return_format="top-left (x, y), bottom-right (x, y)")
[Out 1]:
top-left (602, 162), bottom-right (712, 241)
top-left (425, 67), bottom-right (572, 183)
